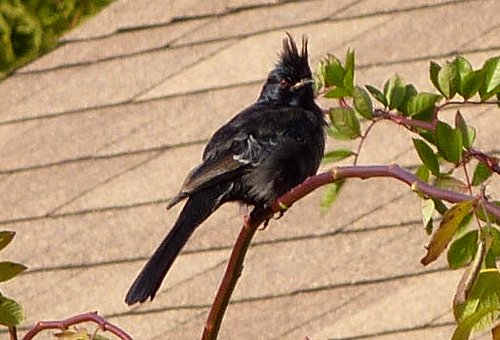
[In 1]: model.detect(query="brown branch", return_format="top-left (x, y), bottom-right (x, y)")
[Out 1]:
top-left (372, 109), bottom-right (500, 176)
top-left (438, 100), bottom-right (499, 110)
top-left (23, 311), bottom-right (133, 340)
top-left (202, 164), bottom-right (500, 340)
top-left (467, 148), bottom-right (500, 175)
top-left (372, 109), bottom-right (436, 131)
top-left (9, 327), bottom-right (17, 340)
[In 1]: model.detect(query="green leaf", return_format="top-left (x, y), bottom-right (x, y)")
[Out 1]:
top-left (0, 295), bottom-right (24, 326)
top-left (343, 49), bottom-right (355, 94)
top-left (0, 262), bottom-right (26, 282)
top-left (365, 84), bottom-right (387, 107)
top-left (433, 198), bottom-right (449, 216)
top-left (384, 74), bottom-right (406, 110)
top-left (448, 230), bottom-right (478, 269)
top-left (479, 56), bottom-right (500, 100)
top-left (324, 87), bottom-right (351, 98)
top-left (415, 164), bottom-right (430, 183)
top-left (323, 149), bottom-right (354, 164)
top-left (461, 70), bottom-right (484, 100)
top-left (430, 61), bottom-right (441, 92)
top-left (434, 121), bottom-right (463, 164)
top-left (452, 306), bottom-right (500, 340)
top-left (455, 269), bottom-right (500, 334)
top-left (454, 56), bottom-right (473, 97)
top-left (0, 231), bottom-right (15, 252)
top-left (421, 198), bottom-right (435, 229)
top-left (434, 176), bottom-right (469, 194)
top-left (485, 226), bottom-right (500, 257)
top-left (397, 83), bottom-right (418, 115)
top-left (421, 200), bottom-right (473, 265)
top-left (329, 107), bottom-right (361, 139)
top-left (321, 181), bottom-right (345, 211)
top-left (413, 138), bottom-right (440, 176)
top-left (323, 56), bottom-right (345, 88)
top-left (438, 61), bottom-right (459, 99)
top-left (406, 92), bottom-right (441, 117)
top-left (471, 162), bottom-right (493, 186)
top-left (352, 86), bottom-right (373, 119)
top-left (455, 110), bottom-right (475, 148)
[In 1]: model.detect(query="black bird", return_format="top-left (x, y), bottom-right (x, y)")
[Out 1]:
top-left (125, 34), bottom-right (326, 305)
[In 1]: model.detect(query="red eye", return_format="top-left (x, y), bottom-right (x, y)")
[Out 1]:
top-left (280, 77), bottom-right (291, 88)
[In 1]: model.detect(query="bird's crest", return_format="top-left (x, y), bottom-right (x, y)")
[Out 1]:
top-left (278, 33), bottom-right (309, 74)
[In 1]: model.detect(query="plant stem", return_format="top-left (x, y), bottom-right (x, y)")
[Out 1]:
top-left (202, 164), bottom-right (500, 339)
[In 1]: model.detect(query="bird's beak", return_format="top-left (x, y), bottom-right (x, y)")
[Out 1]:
top-left (291, 78), bottom-right (314, 91)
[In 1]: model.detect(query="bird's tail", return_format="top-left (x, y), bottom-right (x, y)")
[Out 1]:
top-left (125, 188), bottom-right (224, 305)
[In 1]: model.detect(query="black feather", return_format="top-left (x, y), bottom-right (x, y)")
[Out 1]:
top-left (125, 34), bottom-right (326, 304)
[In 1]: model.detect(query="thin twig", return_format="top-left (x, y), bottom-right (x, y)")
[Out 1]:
top-left (372, 109), bottom-right (436, 131)
top-left (202, 164), bottom-right (500, 340)
top-left (438, 100), bottom-right (499, 110)
top-left (353, 120), bottom-right (377, 165)
top-left (23, 311), bottom-right (133, 340)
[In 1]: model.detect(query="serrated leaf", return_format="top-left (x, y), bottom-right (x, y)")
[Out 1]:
top-left (365, 84), bottom-right (387, 107)
top-left (454, 269), bottom-right (500, 335)
top-left (0, 231), bottom-right (15, 252)
top-left (413, 138), bottom-right (440, 176)
top-left (323, 56), bottom-right (345, 88)
top-left (434, 121), bottom-right (463, 164)
top-left (455, 110), bottom-right (475, 148)
top-left (321, 181), bottom-right (345, 211)
top-left (322, 149), bottom-right (354, 164)
top-left (438, 61), bottom-right (459, 99)
top-left (448, 230), bottom-right (478, 269)
top-left (415, 164), bottom-right (430, 182)
top-left (329, 107), bottom-right (361, 139)
top-left (430, 61), bottom-right (441, 92)
top-left (397, 83), bottom-right (418, 115)
top-left (461, 70), bottom-right (483, 100)
top-left (434, 176), bottom-right (469, 194)
top-left (324, 87), bottom-right (351, 98)
top-left (0, 262), bottom-right (27, 282)
top-left (479, 56), bottom-right (500, 100)
top-left (0, 295), bottom-right (24, 326)
top-left (406, 92), bottom-right (441, 117)
top-left (352, 86), bottom-right (373, 119)
top-left (421, 198), bottom-right (435, 229)
top-left (421, 200), bottom-right (473, 265)
top-left (384, 74), bottom-right (406, 109)
top-left (472, 162), bottom-right (493, 186)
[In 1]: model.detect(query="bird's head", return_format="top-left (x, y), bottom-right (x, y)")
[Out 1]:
top-left (258, 34), bottom-right (315, 108)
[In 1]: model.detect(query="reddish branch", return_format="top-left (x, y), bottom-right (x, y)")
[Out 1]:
top-left (372, 109), bottom-right (500, 175)
top-left (23, 311), bottom-right (133, 340)
top-left (202, 164), bottom-right (500, 339)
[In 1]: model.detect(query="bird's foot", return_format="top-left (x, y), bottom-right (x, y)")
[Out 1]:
top-left (274, 200), bottom-right (289, 220)
top-left (259, 218), bottom-right (271, 230)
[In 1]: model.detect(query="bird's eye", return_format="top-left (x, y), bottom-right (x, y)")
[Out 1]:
top-left (279, 77), bottom-right (291, 88)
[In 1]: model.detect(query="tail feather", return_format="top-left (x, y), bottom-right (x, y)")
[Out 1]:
top-left (125, 188), bottom-right (224, 305)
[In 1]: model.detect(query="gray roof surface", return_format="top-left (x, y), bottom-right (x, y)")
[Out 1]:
top-left (0, 0), bottom-right (499, 339)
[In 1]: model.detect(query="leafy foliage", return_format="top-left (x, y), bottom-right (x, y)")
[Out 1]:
top-left (0, 0), bottom-right (114, 79)
top-left (0, 231), bottom-right (25, 328)
top-left (315, 51), bottom-right (500, 339)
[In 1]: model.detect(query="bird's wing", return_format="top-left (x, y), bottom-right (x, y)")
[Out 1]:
top-left (167, 132), bottom-right (273, 208)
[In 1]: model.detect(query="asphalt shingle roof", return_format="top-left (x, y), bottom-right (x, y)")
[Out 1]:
top-left (0, 0), bottom-right (499, 339)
